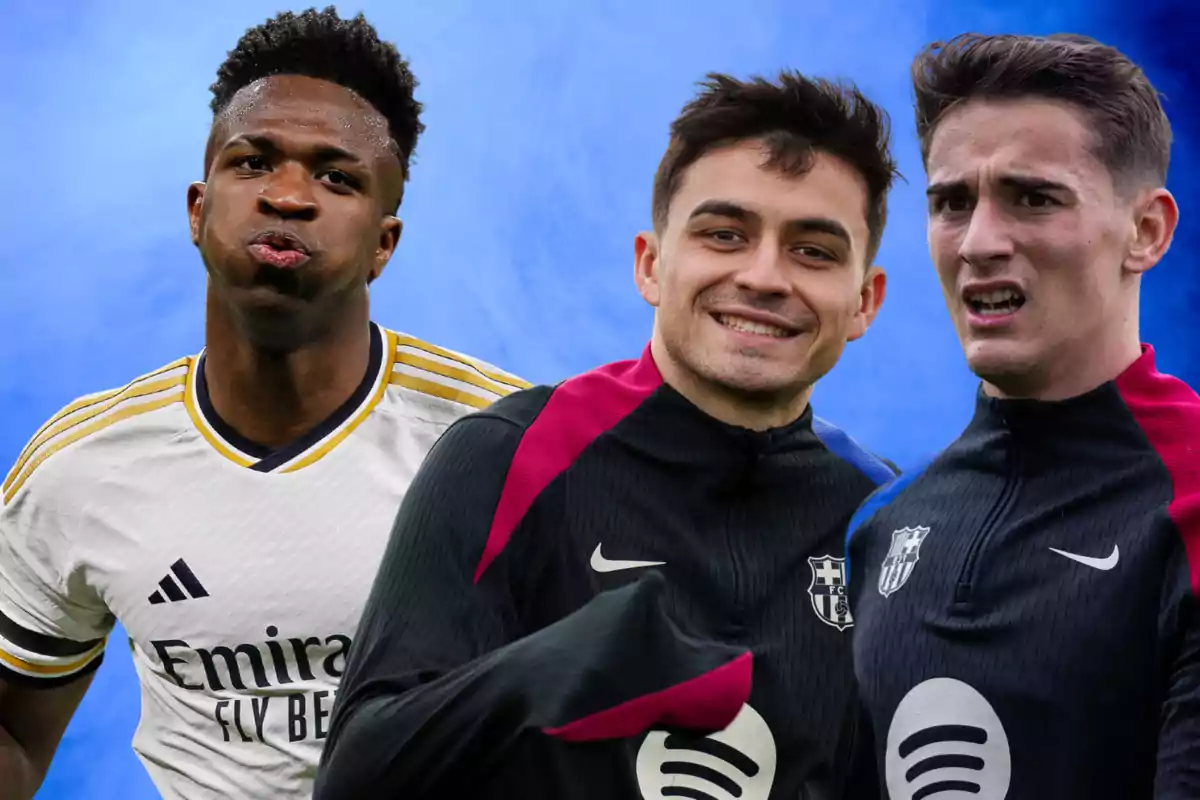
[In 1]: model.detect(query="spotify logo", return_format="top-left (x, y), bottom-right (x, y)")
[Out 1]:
top-left (885, 678), bottom-right (1011, 799)
top-left (635, 703), bottom-right (776, 799)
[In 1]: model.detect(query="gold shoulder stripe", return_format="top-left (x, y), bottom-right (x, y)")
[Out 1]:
top-left (4, 393), bottom-right (183, 505)
top-left (392, 333), bottom-right (531, 391)
top-left (395, 352), bottom-right (518, 400)
top-left (0, 640), bottom-right (106, 677)
top-left (389, 373), bottom-right (493, 410)
top-left (4, 375), bottom-right (187, 494)
top-left (24, 357), bottom-right (188, 445)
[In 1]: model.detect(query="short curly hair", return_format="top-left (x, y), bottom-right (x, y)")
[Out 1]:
top-left (209, 7), bottom-right (424, 190)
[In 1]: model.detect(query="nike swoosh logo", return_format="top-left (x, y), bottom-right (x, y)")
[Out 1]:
top-left (589, 544), bottom-right (665, 573)
top-left (1049, 544), bottom-right (1119, 571)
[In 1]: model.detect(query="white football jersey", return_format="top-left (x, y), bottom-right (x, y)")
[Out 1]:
top-left (0, 322), bottom-right (528, 799)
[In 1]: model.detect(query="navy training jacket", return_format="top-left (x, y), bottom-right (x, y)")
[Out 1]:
top-left (848, 345), bottom-right (1200, 799)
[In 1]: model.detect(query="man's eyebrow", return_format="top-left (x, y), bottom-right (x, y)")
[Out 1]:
top-left (783, 217), bottom-right (852, 246)
top-left (926, 180), bottom-right (967, 198)
top-left (998, 175), bottom-right (1072, 194)
top-left (688, 201), bottom-right (851, 245)
top-left (220, 134), bottom-right (365, 165)
top-left (926, 176), bottom-right (1073, 196)
top-left (688, 200), bottom-right (757, 223)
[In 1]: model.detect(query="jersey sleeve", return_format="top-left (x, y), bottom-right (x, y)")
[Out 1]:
top-left (0, 445), bottom-right (112, 687)
top-left (315, 413), bottom-right (534, 795)
top-left (1156, 538), bottom-right (1200, 796)
top-left (316, 413), bottom-right (750, 798)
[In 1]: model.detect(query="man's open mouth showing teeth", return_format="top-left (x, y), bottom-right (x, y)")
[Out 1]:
top-left (966, 288), bottom-right (1026, 316)
top-left (714, 313), bottom-right (795, 338)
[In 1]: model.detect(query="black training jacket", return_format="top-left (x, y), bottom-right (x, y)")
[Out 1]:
top-left (847, 345), bottom-right (1200, 799)
top-left (314, 345), bottom-right (896, 799)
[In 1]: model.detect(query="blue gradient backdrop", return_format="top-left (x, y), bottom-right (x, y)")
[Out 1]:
top-left (0, 1), bottom-right (1194, 796)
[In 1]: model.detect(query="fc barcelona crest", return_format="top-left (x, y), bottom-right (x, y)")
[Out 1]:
top-left (807, 555), bottom-right (853, 631)
top-left (878, 526), bottom-right (931, 597)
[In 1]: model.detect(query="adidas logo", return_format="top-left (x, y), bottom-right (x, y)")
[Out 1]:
top-left (149, 558), bottom-right (210, 605)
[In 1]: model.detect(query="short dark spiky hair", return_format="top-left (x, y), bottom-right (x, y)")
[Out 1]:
top-left (209, 7), bottom-right (424, 189)
top-left (652, 71), bottom-right (899, 264)
top-left (912, 33), bottom-right (1172, 190)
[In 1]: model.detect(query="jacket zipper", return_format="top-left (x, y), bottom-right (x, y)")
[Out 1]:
top-left (724, 451), bottom-right (760, 624)
top-left (725, 495), bottom-right (744, 619)
top-left (952, 428), bottom-right (1021, 610)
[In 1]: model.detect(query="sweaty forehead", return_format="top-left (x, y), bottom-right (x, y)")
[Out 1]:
top-left (211, 74), bottom-right (396, 164)
top-left (927, 99), bottom-right (1103, 188)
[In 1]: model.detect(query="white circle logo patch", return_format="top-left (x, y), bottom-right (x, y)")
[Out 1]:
top-left (635, 703), bottom-right (776, 799)
top-left (885, 678), bottom-right (1011, 800)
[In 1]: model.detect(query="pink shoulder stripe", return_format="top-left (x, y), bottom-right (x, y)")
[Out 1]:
top-left (473, 346), bottom-right (663, 582)
top-left (1116, 345), bottom-right (1200, 595)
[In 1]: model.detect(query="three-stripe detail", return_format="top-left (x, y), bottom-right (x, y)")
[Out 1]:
top-left (2, 361), bottom-right (188, 503)
top-left (149, 559), bottom-right (209, 605)
top-left (390, 333), bottom-right (530, 410)
top-left (0, 329), bottom-right (533, 494)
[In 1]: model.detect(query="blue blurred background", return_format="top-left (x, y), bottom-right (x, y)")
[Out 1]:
top-left (0, 1), bottom-right (1194, 796)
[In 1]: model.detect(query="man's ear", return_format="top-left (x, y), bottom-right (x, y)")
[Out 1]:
top-left (186, 182), bottom-right (206, 246)
top-left (846, 265), bottom-right (887, 342)
top-left (1124, 187), bottom-right (1178, 276)
top-left (370, 216), bottom-right (403, 284)
top-left (634, 231), bottom-right (662, 308)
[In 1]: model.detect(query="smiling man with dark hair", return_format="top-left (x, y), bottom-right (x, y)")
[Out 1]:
top-left (317, 69), bottom-right (900, 799)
